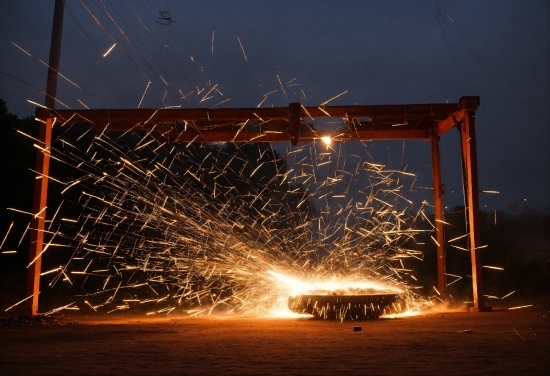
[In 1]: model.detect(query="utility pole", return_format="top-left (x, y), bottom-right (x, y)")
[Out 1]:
top-left (24, 0), bottom-right (65, 316)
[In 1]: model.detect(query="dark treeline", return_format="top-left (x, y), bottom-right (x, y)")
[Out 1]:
top-left (412, 205), bottom-right (549, 302)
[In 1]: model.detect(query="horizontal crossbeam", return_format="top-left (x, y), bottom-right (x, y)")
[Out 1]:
top-left (37, 96), bottom-right (478, 142)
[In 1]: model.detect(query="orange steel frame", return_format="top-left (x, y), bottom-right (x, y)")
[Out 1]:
top-left (26, 96), bottom-right (489, 314)
top-left (25, 0), bottom-right (64, 316)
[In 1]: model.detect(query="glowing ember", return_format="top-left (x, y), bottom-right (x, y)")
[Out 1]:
top-left (320, 136), bottom-right (332, 146)
top-left (267, 271), bottom-right (402, 297)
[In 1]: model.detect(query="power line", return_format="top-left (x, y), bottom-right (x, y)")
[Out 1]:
top-left (65, 2), bottom-right (102, 55)
top-left (434, 0), bottom-right (549, 105)
top-left (78, 0), bottom-right (151, 81)
top-left (140, 0), bottom-right (204, 91)
top-left (433, 6), bottom-right (487, 128)
top-left (0, 71), bottom-right (70, 109)
top-left (448, 15), bottom-right (549, 105)
top-left (102, 0), bottom-right (182, 104)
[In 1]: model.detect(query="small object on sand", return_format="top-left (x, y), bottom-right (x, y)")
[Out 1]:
top-left (353, 326), bottom-right (362, 332)
top-left (459, 329), bottom-right (472, 333)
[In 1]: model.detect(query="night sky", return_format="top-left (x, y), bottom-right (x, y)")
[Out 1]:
top-left (0, 0), bottom-right (548, 212)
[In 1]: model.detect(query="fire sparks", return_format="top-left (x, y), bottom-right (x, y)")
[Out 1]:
top-left (11, 41), bottom-right (32, 56)
top-left (103, 43), bottom-right (117, 57)
top-left (237, 36), bottom-right (247, 62)
top-left (508, 305), bottom-right (533, 310)
top-left (2, 121), bottom-right (436, 317)
top-left (268, 271), bottom-right (402, 297)
top-left (4, 294), bottom-right (35, 312)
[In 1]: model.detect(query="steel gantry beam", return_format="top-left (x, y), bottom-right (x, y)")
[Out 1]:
top-left (28, 96), bottom-right (488, 314)
top-left (37, 100), bottom-right (474, 143)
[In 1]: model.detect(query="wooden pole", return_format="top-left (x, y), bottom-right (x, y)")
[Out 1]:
top-left (44, 0), bottom-right (65, 109)
top-left (24, 0), bottom-right (64, 316)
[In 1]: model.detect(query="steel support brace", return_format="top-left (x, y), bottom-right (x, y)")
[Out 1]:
top-left (430, 137), bottom-right (446, 295)
top-left (460, 114), bottom-right (488, 311)
top-left (24, 117), bottom-right (53, 315)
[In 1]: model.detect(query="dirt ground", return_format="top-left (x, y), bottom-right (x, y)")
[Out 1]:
top-left (1, 305), bottom-right (548, 375)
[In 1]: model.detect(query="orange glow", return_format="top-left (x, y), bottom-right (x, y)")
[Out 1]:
top-left (320, 136), bottom-right (332, 145)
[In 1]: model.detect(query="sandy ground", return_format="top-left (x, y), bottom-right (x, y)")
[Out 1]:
top-left (1, 306), bottom-right (548, 375)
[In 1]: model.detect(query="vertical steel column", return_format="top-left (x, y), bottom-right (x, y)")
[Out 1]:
top-left (25, 117), bottom-right (53, 315)
top-left (460, 113), bottom-right (488, 311)
top-left (430, 137), bottom-right (446, 295)
top-left (24, 0), bottom-right (64, 316)
top-left (289, 102), bottom-right (301, 146)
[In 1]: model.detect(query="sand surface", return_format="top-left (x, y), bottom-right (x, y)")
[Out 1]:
top-left (1, 307), bottom-right (548, 375)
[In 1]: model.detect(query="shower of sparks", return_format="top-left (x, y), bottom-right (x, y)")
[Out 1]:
top-left (103, 43), bottom-right (117, 57)
top-left (2, 118), bottom-right (438, 317)
top-left (237, 36), bottom-right (247, 62)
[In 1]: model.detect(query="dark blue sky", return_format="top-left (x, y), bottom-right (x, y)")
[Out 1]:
top-left (1, 0), bottom-right (548, 211)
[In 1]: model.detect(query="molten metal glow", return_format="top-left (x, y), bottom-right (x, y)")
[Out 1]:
top-left (267, 271), bottom-right (402, 297)
top-left (380, 309), bottom-right (421, 318)
top-left (320, 136), bottom-right (332, 145)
